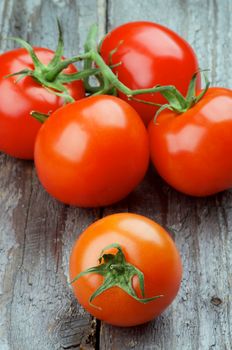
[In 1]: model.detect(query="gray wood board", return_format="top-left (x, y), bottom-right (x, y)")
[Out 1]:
top-left (0, 0), bottom-right (231, 349)
top-left (0, 1), bottom-right (104, 349)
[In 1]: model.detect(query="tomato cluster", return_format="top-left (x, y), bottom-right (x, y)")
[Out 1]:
top-left (1, 21), bottom-right (230, 327)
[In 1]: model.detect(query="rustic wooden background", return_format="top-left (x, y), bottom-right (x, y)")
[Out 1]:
top-left (0, 0), bottom-right (232, 349)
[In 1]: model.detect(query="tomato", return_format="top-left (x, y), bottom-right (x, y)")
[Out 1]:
top-left (34, 95), bottom-right (149, 207)
top-left (100, 21), bottom-right (200, 126)
top-left (0, 48), bottom-right (85, 159)
top-left (148, 87), bottom-right (232, 196)
top-left (69, 213), bottom-right (182, 326)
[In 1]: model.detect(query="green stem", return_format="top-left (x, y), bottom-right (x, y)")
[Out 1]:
top-left (9, 22), bottom-right (209, 121)
top-left (72, 24), bottom-right (210, 116)
top-left (44, 52), bottom-right (91, 82)
top-left (58, 67), bottom-right (101, 83)
top-left (99, 58), bottom-right (187, 105)
top-left (84, 25), bottom-right (99, 91)
top-left (30, 111), bottom-right (50, 123)
top-left (83, 29), bottom-right (190, 108)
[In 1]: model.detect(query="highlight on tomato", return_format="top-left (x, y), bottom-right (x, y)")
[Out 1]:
top-left (34, 95), bottom-right (149, 207)
top-left (100, 21), bottom-right (200, 125)
top-left (69, 213), bottom-right (182, 327)
top-left (0, 23), bottom-right (85, 159)
top-left (148, 72), bottom-right (232, 196)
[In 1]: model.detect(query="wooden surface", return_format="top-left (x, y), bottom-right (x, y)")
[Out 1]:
top-left (0, 0), bottom-right (232, 349)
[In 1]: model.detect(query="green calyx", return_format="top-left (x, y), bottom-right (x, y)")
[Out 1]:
top-left (5, 21), bottom-right (97, 103)
top-left (71, 243), bottom-right (163, 308)
top-left (152, 70), bottom-right (210, 120)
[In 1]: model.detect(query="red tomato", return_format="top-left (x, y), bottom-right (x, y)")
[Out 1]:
top-left (69, 213), bottom-right (182, 326)
top-left (0, 48), bottom-right (85, 159)
top-left (100, 21), bottom-right (200, 126)
top-left (148, 87), bottom-right (232, 196)
top-left (34, 95), bottom-right (149, 207)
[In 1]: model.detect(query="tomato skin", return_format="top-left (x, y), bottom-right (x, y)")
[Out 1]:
top-left (100, 21), bottom-right (200, 126)
top-left (148, 88), bottom-right (232, 196)
top-left (35, 95), bottom-right (149, 207)
top-left (69, 213), bottom-right (182, 326)
top-left (0, 48), bottom-right (85, 159)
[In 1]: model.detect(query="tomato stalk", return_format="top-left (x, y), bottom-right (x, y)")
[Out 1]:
top-left (71, 243), bottom-right (163, 307)
top-left (71, 24), bottom-right (210, 119)
top-left (9, 21), bottom-right (209, 121)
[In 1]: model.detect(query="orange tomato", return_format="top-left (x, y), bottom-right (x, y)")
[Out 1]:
top-left (0, 48), bottom-right (84, 159)
top-left (70, 213), bottom-right (182, 326)
top-left (100, 21), bottom-right (200, 126)
top-left (148, 87), bottom-right (232, 196)
top-left (35, 95), bottom-right (149, 207)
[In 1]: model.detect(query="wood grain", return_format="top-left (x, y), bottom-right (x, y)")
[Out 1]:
top-left (0, 0), bottom-right (105, 349)
top-left (0, 0), bottom-right (232, 349)
top-left (100, 1), bottom-right (232, 349)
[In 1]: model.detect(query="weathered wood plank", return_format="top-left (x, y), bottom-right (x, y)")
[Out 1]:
top-left (0, 1), bottom-right (106, 349)
top-left (1, 1), bottom-right (232, 350)
top-left (101, 1), bottom-right (232, 349)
